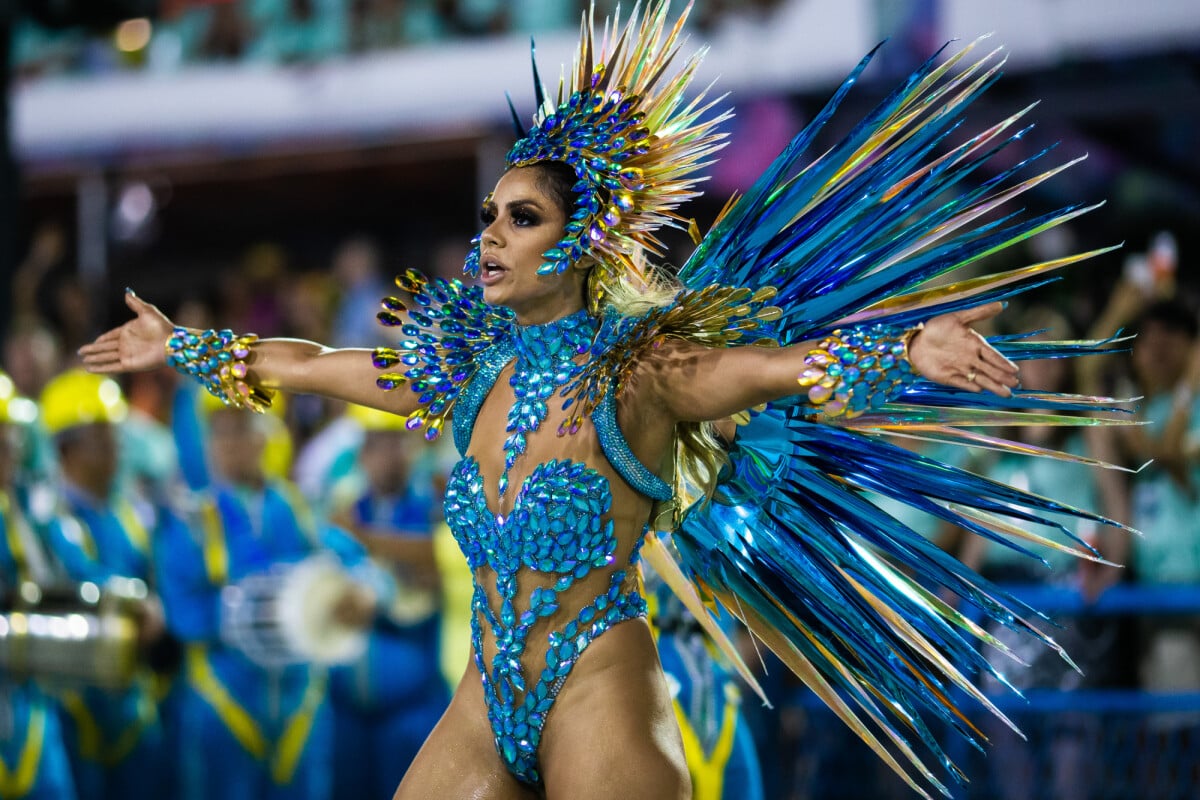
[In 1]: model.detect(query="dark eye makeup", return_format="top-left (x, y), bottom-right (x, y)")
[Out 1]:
top-left (478, 201), bottom-right (541, 228)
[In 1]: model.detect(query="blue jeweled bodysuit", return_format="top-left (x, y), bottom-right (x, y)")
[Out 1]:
top-left (442, 309), bottom-right (671, 786)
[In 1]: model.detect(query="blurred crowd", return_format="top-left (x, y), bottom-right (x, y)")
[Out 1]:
top-left (12, 0), bottom-right (785, 79)
top-left (1, 223), bottom-right (475, 799)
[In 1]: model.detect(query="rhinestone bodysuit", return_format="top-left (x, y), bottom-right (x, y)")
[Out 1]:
top-left (443, 309), bottom-right (670, 787)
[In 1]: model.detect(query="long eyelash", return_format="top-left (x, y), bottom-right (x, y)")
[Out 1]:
top-left (480, 208), bottom-right (496, 225)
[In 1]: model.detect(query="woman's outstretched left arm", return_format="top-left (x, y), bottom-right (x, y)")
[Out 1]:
top-left (640, 302), bottom-right (1019, 423)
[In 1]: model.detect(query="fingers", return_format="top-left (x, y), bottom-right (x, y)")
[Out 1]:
top-left (79, 355), bottom-right (125, 374)
top-left (971, 360), bottom-right (1016, 396)
top-left (124, 289), bottom-right (157, 316)
top-left (954, 301), bottom-right (1005, 325)
top-left (973, 372), bottom-right (1012, 397)
top-left (978, 342), bottom-right (1019, 375)
top-left (78, 347), bottom-right (122, 369)
top-left (124, 289), bottom-right (141, 312)
top-left (951, 368), bottom-right (1009, 397)
top-left (78, 329), bottom-right (121, 355)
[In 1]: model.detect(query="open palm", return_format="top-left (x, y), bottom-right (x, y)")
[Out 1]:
top-left (909, 302), bottom-right (1019, 396)
top-left (78, 291), bottom-right (175, 374)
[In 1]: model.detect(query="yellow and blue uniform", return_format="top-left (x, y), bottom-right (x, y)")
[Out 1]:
top-left (325, 489), bottom-right (449, 800)
top-left (162, 383), bottom-right (331, 800)
top-left (0, 492), bottom-right (78, 800)
top-left (647, 574), bottom-right (763, 800)
top-left (42, 486), bottom-right (170, 800)
top-left (155, 483), bottom-right (333, 800)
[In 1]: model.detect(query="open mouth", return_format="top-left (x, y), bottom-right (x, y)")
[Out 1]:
top-left (481, 257), bottom-right (508, 284)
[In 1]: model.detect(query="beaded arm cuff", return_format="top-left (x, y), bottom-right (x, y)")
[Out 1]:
top-left (165, 327), bottom-right (275, 412)
top-left (797, 324), bottom-right (921, 419)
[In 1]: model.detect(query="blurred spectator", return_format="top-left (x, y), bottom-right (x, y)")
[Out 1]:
top-left (281, 269), bottom-right (341, 443)
top-left (10, 0), bottom-right (796, 72)
top-left (198, 1), bottom-right (252, 61)
top-left (39, 369), bottom-right (173, 800)
top-left (3, 324), bottom-right (61, 401)
top-left (326, 403), bottom-right (448, 800)
top-left (161, 384), bottom-right (363, 800)
top-left (959, 306), bottom-right (1131, 800)
top-left (0, 369), bottom-right (79, 800)
top-left (220, 242), bottom-right (287, 337)
top-left (1113, 296), bottom-right (1200, 800)
top-left (348, 0), bottom-right (405, 51)
top-left (39, 271), bottom-right (97, 359)
top-left (644, 562), bottom-right (764, 800)
top-left (429, 234), bottom-right (471, 282)
top-left (4, 223), bottom-right (68, 398)
top-left (1121, 299), bottom-right (1200, 586)
top-left (330, 235), bottom-right (389, 348)
top-left (281, 269), bottom-right (336, 342)
top-left (117, 369), bottom-right (180, 502)
top-left (247, 0), bottom-right (346, 63)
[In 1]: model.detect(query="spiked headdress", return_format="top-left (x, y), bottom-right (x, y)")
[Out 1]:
top-left (465, 1), bottom-right (729, 298)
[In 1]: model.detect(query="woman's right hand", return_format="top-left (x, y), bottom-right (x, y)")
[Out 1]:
top-left (78, 290), bottom-right (176, 374)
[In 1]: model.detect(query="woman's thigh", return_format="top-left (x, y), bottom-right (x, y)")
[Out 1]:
top-left (392, 664), bottom-right (538, 800)
top-left (537, 619), bottom-right (691, 800)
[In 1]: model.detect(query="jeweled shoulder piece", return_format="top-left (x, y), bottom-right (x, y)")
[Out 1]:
top-left (560, 284), bottom-right (780, 435)
top-left (372, 269), bottom-right (514, 441)
top-left (477, 0), bottom-right (729, 296)
top-left (166, 327), bottom-right (274, 412)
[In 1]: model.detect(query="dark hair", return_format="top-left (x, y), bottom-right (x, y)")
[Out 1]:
top-left (1138, 299), bottom-right (1199, 340)
top-left (521, 161), bottom-right (582, 217)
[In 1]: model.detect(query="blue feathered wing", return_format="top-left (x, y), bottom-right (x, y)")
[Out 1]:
top-left (644, 37), bottom-right (1132, 798)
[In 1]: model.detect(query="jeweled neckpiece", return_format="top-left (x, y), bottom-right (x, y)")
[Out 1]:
top-left (499, 309), bottom-right (599, 498)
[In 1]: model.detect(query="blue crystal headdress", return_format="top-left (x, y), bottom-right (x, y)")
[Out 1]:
top-left (466, 1), bottom-right (729, 295)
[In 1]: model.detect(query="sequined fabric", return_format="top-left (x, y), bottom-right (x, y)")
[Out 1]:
top-left (441, 306), bottom-right (654, 787)
top-left (500, 310), bottom-right (596, 496)
top-left (373, 269), bottom-right (513, 442)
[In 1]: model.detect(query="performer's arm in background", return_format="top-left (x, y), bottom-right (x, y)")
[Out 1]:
top-left (153, 508), bottom-right (221, 643)
top-left (643, 301), bottom-right (1018, 423)
top-left (78, 290), bottom-right (419, 415)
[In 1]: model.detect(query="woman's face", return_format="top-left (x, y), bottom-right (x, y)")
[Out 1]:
top-left (477, 166), bottom-right (583, 323)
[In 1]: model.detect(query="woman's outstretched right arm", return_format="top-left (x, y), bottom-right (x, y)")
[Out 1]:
top-left (78, 290), bottom-right (418, 416)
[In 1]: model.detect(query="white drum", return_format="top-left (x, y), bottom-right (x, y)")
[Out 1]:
top-left (219, 554), bottom-right (368, 668)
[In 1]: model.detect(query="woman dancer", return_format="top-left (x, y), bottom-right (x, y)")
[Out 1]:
top-left (81, 3), bottom-right (1125, 797)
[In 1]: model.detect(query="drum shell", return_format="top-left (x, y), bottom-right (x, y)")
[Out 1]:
top-left (0, 583), bottom-right (140, 690)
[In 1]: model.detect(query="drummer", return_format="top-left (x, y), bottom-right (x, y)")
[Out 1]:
top-left (325, 404), bottom-right (450, 800)
top-left (156, 382), bottom-right (374, 800)
top-left (37, 369), bottom-right (172, 800)
top-left (0, 371), bottom-right (78, 800)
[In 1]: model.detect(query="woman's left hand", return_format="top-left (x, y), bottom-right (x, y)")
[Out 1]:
top-left (908, 302), bottom-right (1019, 396)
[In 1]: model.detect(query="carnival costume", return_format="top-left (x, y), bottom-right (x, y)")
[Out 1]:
top-left (168, 2), bottom-right (1131, 795)
top-left (645, 567), bottom-right (763, 800)
top-left (158, 386), bottom-right (332, 800)
top-left (0, 375), bottom-right (78, 800)
top-left (325, 406), bottom-right (450, 800)
top-left (39, 371), bottom-right (172, 800)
